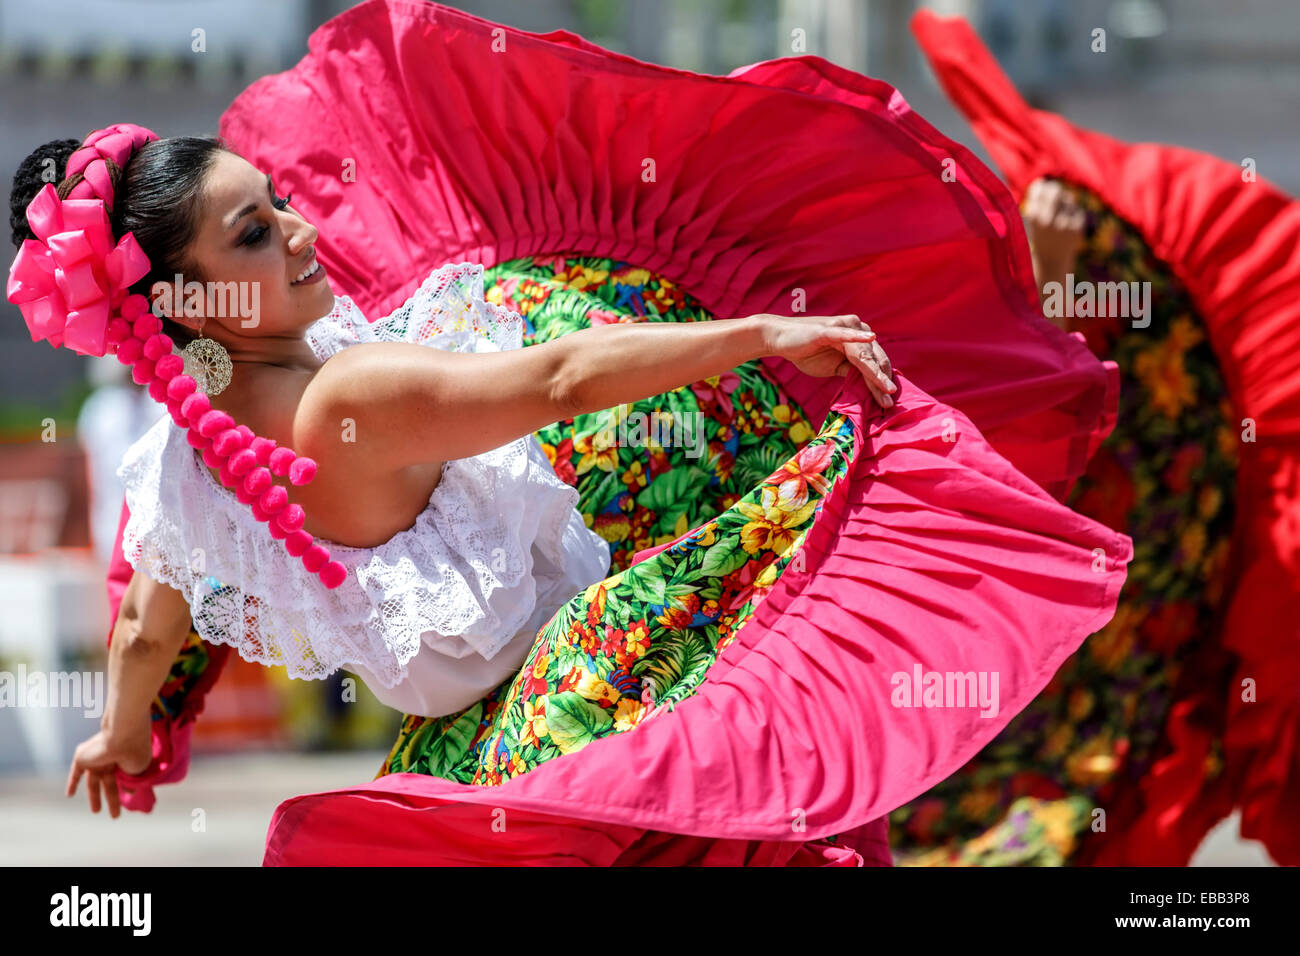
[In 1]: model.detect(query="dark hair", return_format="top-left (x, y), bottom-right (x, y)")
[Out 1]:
top-left (9, 134), bottom-right (229, 346)
top-left (6, 131), bottom-right (346, 590)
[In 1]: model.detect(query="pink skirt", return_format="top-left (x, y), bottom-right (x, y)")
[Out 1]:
top-left (109, 0), bottom-right (1131, 866)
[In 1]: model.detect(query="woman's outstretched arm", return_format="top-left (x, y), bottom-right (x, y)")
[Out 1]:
top-left (67, 568), bottom-right (193, 816)
top-left (304, 312), bottom-right (893, 472)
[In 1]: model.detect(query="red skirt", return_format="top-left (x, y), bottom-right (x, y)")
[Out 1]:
top-left (912, 9), bottom-right (1300, 866)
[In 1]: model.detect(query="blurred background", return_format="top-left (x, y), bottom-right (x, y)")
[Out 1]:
top-left (0, 0), bottom-right (1294, 864)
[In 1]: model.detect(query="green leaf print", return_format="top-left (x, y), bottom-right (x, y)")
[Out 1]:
top-left (733, 444), bottom-right (791, 491)
top-left (637, 638), bottom-right (686, 689)
top-left (678, 635), bottom-right (714, 688)
top-left (639, 466), bottom-right (710, 517)
top-left (543, 603), bottom-right (577, 648)
top-left (699, 539), bottom-right (748, 577)
top-left (626, 565), bottom-right (668, 605)
top-left (545, 691), bottom-right (615, 755)
top-left (376, 255), bottom-right (858, 794)
top-left (425, 702), bottom-right (483, 776)
top-left (553, 641), bottom-right (587, 676)
top-left (400, 719), bottom-right (438, 772)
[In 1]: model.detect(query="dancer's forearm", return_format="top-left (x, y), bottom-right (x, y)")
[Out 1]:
top-left (313, 311), bottom-right (885, 469)
top-left (548, 314), bottom-right (772, 417)
top-left (102, 572), bottom-right (193, 747)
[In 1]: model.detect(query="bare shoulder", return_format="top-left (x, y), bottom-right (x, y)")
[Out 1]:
top-left (294, 341), bottom-right (449, 472)
top-left (203, 361), bottom-right (381, 510)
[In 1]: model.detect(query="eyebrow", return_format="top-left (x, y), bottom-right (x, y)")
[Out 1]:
top-left (225, 174), bottom-right (274, 231)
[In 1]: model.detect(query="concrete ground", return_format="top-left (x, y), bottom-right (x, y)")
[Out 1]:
top-left (0, 749), bottom-right (1279, 866)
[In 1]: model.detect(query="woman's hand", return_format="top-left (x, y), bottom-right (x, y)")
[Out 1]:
top-left (1023, 178), bottom-right (1086, 323)
top-left (66, 723), bottom-right (153, 818)
top-left (760, 313), bottom-right (897, 408)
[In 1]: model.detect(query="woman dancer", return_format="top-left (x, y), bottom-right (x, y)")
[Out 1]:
top-left (892, 10), bottom-right (1300, 867)
top-left (20, 1), bottom-right (1135, 865)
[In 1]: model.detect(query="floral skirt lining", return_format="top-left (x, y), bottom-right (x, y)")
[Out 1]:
top-left (380, 255), bottom-right (854, 784)
top-left (887, 182), bottom-right (1239, 865)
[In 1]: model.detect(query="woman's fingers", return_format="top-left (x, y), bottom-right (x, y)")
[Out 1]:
top-left (67, 759), bottom-right (83, 798)
top-left (854, 343), bottom-right (895, 396)
top-left (103, 774), bottom-right (122, 819)
top-left (868, 339), bottom-right (894, 387)
top-left (829, 324), bottom-right (875, 343)
top-left (87, 771), bottom-right (102, 814)
top-left (805, 317), bottom-right (896, 409)
top-left (846, 345), bottom-right (892, 408)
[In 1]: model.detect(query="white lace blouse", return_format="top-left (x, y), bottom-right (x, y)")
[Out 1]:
top-left (117, 262), bottom-right (611, 718)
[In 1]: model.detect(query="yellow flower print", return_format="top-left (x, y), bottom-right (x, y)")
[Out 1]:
top-left (622, 460), bottom-right (647, 490)
top-left (769, 403), bottom-right (813, 443)
top-left (613, 697), bottom-right (647, 732)
top-left (735, 486), bottom-right (817, 555)
top-left (557, 264), bottom-right (608, 291)
top-left (583, 573), bottom-right (623, 603)
top-left (574, 669), bottom-right (620, 708)
top-left (1197, 485), bottom-right (1222, 520)
top-left (1037, 800), bottom-right (1086, 852)
top-left (593, 513), bottom-right (631, 542)
top-left (1067, 687), bottom-right (1094, 722)
top-left (693, 525), bottom-right (717, 548)
top-left (611, 266), bottom-right (651, 287)
top-left (531, 652), bottom-right (549, 680)
top-left (1087, 604), bottom-right (1144, 672)
top-left (957, 785), bottom-right (1000, 821)
top-left (754, 562), bottom-right (779, 589)
top-left (1065, 733), bottom-right (1119, 788)
top-left (622, 622), bottom-right (651, 660)
top-left (1167, 315), bottom-right (1205, 352)
top-left (1179, 522), bottom-right (1206, 568)
top-left (508, 752), bottom-right (528, 775)
top-left (1133, 322), bottom-right (1201, 419)
top-left (574, 429), bottom-right (619, 475)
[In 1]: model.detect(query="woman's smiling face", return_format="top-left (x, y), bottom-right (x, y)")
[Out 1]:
top-left (165, 150), bottom-right (335, 338)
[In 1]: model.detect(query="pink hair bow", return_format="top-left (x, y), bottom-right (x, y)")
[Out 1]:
top-left (7, 183), bottom-right (151, 356)
top-left (6, 122), bottom-right (158, 356)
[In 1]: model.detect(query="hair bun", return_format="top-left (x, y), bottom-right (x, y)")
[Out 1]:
top-left (9, 138), bottom-right (82, 248)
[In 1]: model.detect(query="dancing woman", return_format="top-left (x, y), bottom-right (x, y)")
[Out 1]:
top-left (13, 1), bottom-right (1133, 865)
top-left (896, 10), bottom-right (1300, 866)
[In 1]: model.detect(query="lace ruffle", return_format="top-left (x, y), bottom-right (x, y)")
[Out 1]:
top-left (119, 262), bottom-right (609, 688)
top-left (304, 260), bottom-right (524, 360)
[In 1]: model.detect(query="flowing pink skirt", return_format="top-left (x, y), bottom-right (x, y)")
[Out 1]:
top-left (109, 0), bottom-right (1131, 866)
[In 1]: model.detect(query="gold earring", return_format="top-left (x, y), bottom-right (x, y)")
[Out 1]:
top-left (181, 318), bottom-right (232, 396)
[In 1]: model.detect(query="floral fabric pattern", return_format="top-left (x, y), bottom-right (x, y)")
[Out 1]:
top-left (381, 254), bottom-right (853, 784)
top-left (889, 182), bottom-right (1239, 866)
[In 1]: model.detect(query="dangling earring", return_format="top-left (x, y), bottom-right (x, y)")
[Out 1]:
top-left (181, 317), bottom-right (232, 396)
